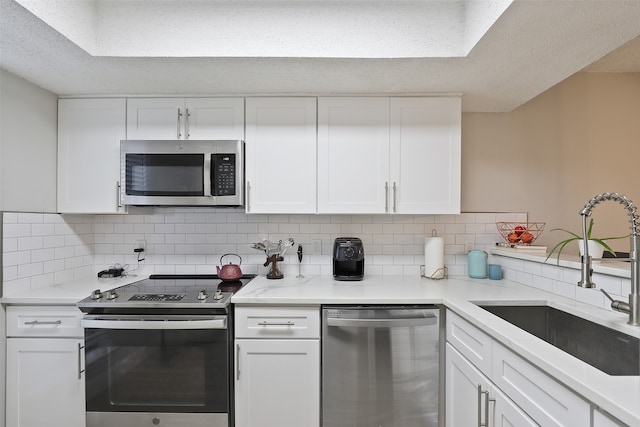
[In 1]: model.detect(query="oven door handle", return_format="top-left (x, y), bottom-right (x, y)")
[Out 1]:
top-left (80, 316), bottom-right (227, 330)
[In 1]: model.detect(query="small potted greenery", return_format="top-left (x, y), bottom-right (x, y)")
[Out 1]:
top-left (546, 218), bottom-right (629, 264)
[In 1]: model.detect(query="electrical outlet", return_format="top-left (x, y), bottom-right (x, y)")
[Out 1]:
top-left (311, 239), bottom-right (322, 255)
top-left (135, 240), bottom-right (147, 253)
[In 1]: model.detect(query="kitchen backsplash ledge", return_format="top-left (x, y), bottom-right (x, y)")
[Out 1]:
top-left (3, 209), bottom-right (525, 296)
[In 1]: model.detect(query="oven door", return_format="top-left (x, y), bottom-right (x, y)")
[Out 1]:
top-left (82, 315), bottom-right (230, 427)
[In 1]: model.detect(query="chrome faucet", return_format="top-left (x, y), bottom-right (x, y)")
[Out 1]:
top-left (578, 192), bottom-right (640, 326)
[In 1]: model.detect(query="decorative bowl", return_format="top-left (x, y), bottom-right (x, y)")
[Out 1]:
top-left (496, 222), bottom-right (545, 245)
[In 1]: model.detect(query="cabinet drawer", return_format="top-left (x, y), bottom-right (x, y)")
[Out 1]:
top-left (7, 305), bottom-right (84, 338)
top-left (446, 310), bottom-right (492, 375)
top-left (235, 306), bottom-right (320, 339)
top-left (492, 342), bottom-right (590, 427)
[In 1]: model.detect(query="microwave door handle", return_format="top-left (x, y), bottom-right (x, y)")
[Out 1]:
top-left (204, 153), bottom-right (213, 197)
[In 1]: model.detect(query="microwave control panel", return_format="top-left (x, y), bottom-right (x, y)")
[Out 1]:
top-left (212, 154), bottom-right (236, 196)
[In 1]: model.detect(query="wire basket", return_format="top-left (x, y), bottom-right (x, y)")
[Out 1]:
top-left (496, 222), bottom-right (545, 245)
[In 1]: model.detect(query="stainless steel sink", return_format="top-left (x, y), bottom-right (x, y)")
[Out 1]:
top-left (477, 304), bottom-right (640, 376)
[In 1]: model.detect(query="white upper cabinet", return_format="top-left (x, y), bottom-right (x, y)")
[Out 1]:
top-left (390, 97), bottom-right (461, 214)
top-left (245, 97), bottom-right (317, 214)
top-left (57, 98), bottom-right (126, 214)
top-left (318, 97), bottom-right (390, 214)
top-left (126, 97), bottom-right (244, 140)
top-left (318, 97), bottom-right (461, 214)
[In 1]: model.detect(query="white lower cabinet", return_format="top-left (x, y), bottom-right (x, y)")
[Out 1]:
top-left (593, 408), bottom-right (627, 427)
top-left (446, 343), bottom-right (536, 427)
top-left (6, 306), bottom-right (85, 427)
top-left (446, 309), bottom-right (590, 427)
top-left (234, 306), bottom-right (320, 427)
top-left (234, 339), bottom-right (320, 427)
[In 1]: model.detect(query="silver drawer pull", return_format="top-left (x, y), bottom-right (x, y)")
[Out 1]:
top-left (24, 320), bottom-right (63, 326)
top-left (258, 321), bottom-right (294, 326)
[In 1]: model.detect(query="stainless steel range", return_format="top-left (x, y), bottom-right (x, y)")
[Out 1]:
top-left (77, 274), bottom-right (255, 427)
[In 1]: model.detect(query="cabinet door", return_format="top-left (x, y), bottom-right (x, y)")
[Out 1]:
top-left (446, 343), bottom-right (536, 427)
top-left (126, 98), bottom-right (185, 139)
top-left (245, 97), bottom-right (317, 213)
top-left (318, 97), bottom-right (390, 213)
top-left (492, 342), bottom-right (590, 427)
top-left (57, 98), bottom-right (126, 213)
top-left (235, 339), bottom-right (320, 427)
top-left (185, 98), bottom-right (244, 140)
top-left (446, 343), bottom-right (491, 427)
top-left (390, 97), bottom-right (461, 214)
top-left (492, 385), bottom-right (538, 427)
top-left (593, 408), bottom-right (627, 427)
top-left (7, 338), bottom-right (85, 427)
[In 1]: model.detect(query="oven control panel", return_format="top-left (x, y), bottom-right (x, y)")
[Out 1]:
top-left (129, 294), bottom-right (185, 302)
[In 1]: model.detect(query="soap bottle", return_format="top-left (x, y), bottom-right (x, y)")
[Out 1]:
top-left (467, 250), bottom-right (488, 279)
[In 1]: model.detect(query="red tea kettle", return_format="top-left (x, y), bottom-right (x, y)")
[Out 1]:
top-left (217, 253), bottom-right (243, 281)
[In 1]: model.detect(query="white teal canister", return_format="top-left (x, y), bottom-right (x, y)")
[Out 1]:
top-left (468, 250), bottom-right (488, 279)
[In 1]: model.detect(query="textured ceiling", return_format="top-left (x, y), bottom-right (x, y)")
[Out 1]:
top-left (1, 0), bottom-right (640, 112)
top-left (14, 0), bottom-right (512, 58)
top-left (581, 34), bottom-right (640, 73)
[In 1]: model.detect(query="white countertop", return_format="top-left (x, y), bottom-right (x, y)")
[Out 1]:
top-left (0, 272), bottom-right (149, 305)
top-left (3, 271), bottom-right (638, 424)
top-left (492, 248), bottom-right (632, 278)
top-left (233, 274), bottom-right (640, 426)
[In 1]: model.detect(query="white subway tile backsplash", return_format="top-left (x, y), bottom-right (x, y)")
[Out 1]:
top-left (3, 266), bottom-right (17, 281)
top-left (17, 236), bottom-right (43, 251)
top-left (4, 224), bottom-right (31, 238)
top-left (32, 224), bottom-right (55, 236)
top-left (553, 280), bottom-right (577, 299)
top-left (4, 251), bottom-right (31, 267)
top-left (18, 213), bottom-right (44, 224)
top-left (54, 223), bottom-right (75, 235)
top-left (31, 248), bottom-right (55, 263)
top-left (5, 209), bottom-right (567, 302)
top-left (18, 262), bottom-right (43, 279)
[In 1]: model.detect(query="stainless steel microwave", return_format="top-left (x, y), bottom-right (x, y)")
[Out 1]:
top-left (120, 140), bottom-right (244, 206)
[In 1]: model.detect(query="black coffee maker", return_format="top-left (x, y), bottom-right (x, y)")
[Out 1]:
top-left (333, 237), bottom-right (364, 281)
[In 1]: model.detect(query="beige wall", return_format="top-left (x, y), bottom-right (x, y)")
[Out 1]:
top-left (462, 72), bottom-right (640, 253)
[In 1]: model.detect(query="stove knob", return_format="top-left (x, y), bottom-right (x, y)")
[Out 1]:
top-left (197, 290), bottom-right (208, 301)
top-left (105, 290), bottom-right (118, 300)
top-left (90, 289), bottom-right (103, 300)
top-left (213, 289), bottom-right (224, 300)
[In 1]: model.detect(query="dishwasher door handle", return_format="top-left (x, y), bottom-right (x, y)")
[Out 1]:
top-left (326, 315), bottom-right (437, 328)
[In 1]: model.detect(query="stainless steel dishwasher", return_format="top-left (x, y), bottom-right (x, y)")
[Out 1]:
top-left (322, 305), bottom-right (441, 427)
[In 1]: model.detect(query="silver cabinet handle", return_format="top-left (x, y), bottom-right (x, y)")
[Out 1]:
top-left (236, 344), bottom-right (241, 380)
top-left (24, 320), bottom-right (62, 325)
top-left (77, 343), bottom-right (85, 380)
top-left (185, 108), bottom-right (190, 139)
top-left (177, 108), bottom-right (182, 139)
top-left (246, 181), bottom-right (251, 212)
top-left (385, 182), bottom-right (389, 212)
top-left (477, 385), bottom-right (495, 427)
top-left (257, 321), bottom-right (294, 326)
top-left (477, 385), bottom-right (483, 427)
top-left (392, 181), bottom-right (397, 212)
top-left (116, 181), bottom-right (122, 210)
